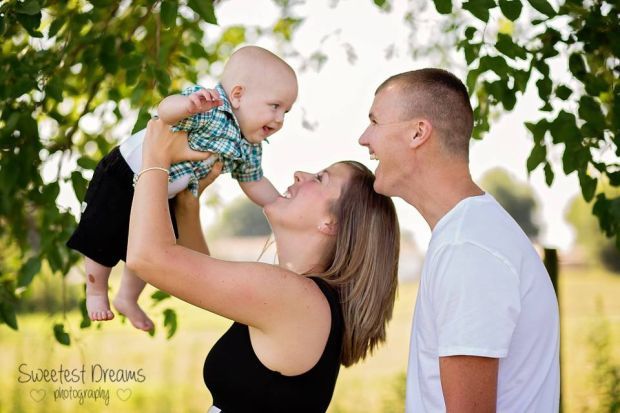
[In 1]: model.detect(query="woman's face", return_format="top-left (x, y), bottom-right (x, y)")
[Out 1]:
top-left (264, 163), bottom-right (353, 233)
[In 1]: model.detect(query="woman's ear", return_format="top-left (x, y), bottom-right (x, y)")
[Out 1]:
top-left (317, 221), bottom-right (337, 236)
top-left (229, 85), bottom-right (244, 109)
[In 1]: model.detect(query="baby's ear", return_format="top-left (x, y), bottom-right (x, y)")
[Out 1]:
top-left (229, 85), bottom-right (244, 109)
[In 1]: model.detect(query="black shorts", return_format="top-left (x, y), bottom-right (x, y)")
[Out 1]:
top-left (66, 147), bottom-right (178, 267)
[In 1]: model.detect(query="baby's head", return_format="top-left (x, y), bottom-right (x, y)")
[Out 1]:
top-left (221, 46), bottom-right (298, 144)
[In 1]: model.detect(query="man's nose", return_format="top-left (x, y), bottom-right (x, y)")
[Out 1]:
top-left (358, 129), bottom-right (369, 146)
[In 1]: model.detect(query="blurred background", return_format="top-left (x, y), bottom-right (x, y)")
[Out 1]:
top-left (1, 0), bottom-right (618, 412)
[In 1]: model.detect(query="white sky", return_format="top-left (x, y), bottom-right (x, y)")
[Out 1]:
top-left (54, 0), bottom-right (581, 252)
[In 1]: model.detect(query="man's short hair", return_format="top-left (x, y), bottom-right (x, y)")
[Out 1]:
top-left (376, 68), bottom-right (474, 160)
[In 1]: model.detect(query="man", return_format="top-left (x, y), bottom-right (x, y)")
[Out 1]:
top-left (359, 69), bottom-right (560, 412)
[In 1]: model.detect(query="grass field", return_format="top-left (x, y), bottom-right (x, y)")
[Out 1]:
top-left (0, 265), bottom-right (619, 412)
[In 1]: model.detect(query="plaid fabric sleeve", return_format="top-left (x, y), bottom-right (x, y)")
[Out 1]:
top-left (171, 85), bottom-right (215, 133)
top-left (231, 145), bottom-right (263, 182)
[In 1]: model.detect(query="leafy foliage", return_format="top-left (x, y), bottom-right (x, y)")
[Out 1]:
top-left (428, 0), bottom-right (619, 247)
top-left (0, 0), bottom-right (301, 342)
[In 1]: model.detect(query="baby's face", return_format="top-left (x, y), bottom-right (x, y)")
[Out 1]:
top-left (233, 75), bottom-right (298, 144)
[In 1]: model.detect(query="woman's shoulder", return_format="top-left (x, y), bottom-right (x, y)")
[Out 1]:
top-left (307, 277), bottom-right (342, 326)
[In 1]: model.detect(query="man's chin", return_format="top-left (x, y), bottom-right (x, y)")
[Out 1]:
top-left (373, 177), bottom-right (391, 196)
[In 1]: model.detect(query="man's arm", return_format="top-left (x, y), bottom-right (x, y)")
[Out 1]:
top-left (439, 355), bottom-right (499, 413)
top-left (239, 177), bottom-right (280, 207)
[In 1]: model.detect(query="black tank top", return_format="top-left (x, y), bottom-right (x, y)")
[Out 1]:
top-left (203, 277), bottom-right (343, 413)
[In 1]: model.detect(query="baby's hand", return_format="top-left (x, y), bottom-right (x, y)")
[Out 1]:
top-left (187, 88), bottom-right (223, 114)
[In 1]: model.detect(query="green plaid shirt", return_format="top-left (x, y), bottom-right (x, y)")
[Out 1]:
top-left (167, 84), bottom-right (263, 196)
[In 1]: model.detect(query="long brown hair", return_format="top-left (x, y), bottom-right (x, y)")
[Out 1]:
top-left (316, 161), bottom-right (400, 367)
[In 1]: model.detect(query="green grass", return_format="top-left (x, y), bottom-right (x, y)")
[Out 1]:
top-left (0, 265), bottom-right (619, 412)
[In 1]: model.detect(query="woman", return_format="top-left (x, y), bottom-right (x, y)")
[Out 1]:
top-left (127, 119), bottom-right (400, 412)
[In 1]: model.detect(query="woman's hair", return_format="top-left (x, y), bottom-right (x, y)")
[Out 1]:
top-left (316, 161), bottom-right (400, 367)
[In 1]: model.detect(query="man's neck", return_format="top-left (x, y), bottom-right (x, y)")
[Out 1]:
top-left (401, 164), bottom-right (484, 231)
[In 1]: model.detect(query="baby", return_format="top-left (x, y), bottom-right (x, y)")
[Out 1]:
top-left (67, 46), bottom-right (298, 330)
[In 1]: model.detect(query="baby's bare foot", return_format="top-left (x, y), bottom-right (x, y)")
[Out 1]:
top-left (86, 293), bottom-right (115, 321)
top-left (113, 296), bottom-right (154, 331)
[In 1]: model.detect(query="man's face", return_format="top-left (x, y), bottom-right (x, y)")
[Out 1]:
top-left (358, 85), bottom-right (414, 196)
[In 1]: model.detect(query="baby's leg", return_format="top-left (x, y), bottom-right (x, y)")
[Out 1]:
top-left (85, 257), bottom-right (115, 321)
top-left (113, 266), bottom-right (154, 331)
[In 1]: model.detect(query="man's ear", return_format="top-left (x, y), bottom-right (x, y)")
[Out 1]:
top-left (229, 85), bottom-right (244, 109)
top-left (318, 221), bottom-right (337, 236)
top-left (409, 119), bottom-right (432, 149)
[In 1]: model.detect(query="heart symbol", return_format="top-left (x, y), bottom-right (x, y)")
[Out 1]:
top-left (30, 389), bottom-right (46, 402)
top-left (117, 388), bottom-right (132, 401)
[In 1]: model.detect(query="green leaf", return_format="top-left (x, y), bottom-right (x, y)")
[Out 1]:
top-left (583, 73), bottom-right (608, 96)
top-left (432, 0), bottom-right (453, 14)
top-left (163, 308), bottom-right (177, 339)
top-left (151, 290), bottom-right (171, 304)
top-left (495, 33), bottom-right (527, 59)
top-left (462, 0), bottom-right (496, 22)
top-left (373, 0), bottom-right (388, 8)
top-left (466, 69), bottom-right (482, 93)
top-left (549, 110), bottom-right (580, 145)
top-left (513, 69), bottom-right (530, 93)
top-left (579, 96), bottom-right (606, 131)
top-left (45, 77), bottom-right (63, 101)
top-left (53, 323), bottom-right (71, 345)
top-left (71, 171), bottom-right (88, 202)
top-left (132, 107), bottom-right (151, 134)
top-left (527, 0), bottom-right (556, 17)
top-left (527, 143), bottom-right (546, 173)
top-left (464, 26), bottom-right (476, 40)
top-left (154, 68), bottom-right (171, 93)
top-left (568, 53), bottom-right (587, 79)
top-left (536, 77), bottom-right (552, 100)
top-left (608, 171), bottom-right (620, 186)
top-left (126, 68), bottom-right (140, 86)
top-left (17, 257), bottom-right (41, 287)
top-left (47, 247), bottom-right (63, 274)
top-left (16, 13), bottom-right (43, 37)
top-left (161, 0), bottom-right (178, 28)
top-left (578, 170), bottom-right (597, 202)
top-left (48, 18), bottom-right (65, 37)
top-left (462, 42), bottom-right (481, 65)
top-left (77, 156), bottom-right (98, 170)
top-left (498, 0), bottom-right (522, 20)
top-left (100, 35), bottom-right (119, 74)
top-left (79, 298), bottom-right (91, 328)
top-left (479, 55), bottom-right (509, 78)
top-left (555, 85), bottom-right (572, 100)
top-left (0, 302), bottom-right (18, 330)
top-left (273, 17), bottom-right (303, 41)
top-left (187, 0), bottom-right (217, 24)
top-left (544, 162), bottom-right (554, 186)
top-left (16, 0), bottom-right (41, 15)
top-left (525, 119), bottom-right (548, 144)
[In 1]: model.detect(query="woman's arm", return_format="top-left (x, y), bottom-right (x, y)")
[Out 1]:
top-left (126, 120), bottom-right (323, 332)
top-left (174, 162), bottom-right (223, 255)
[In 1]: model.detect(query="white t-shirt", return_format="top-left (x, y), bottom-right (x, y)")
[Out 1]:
top-left (405, 193), bottom-right (560, 412)
top-left (119, 129), bottom-right (191, 199)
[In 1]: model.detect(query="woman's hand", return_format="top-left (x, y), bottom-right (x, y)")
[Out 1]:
top-left (142, 118), bottom-right (213, 168)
